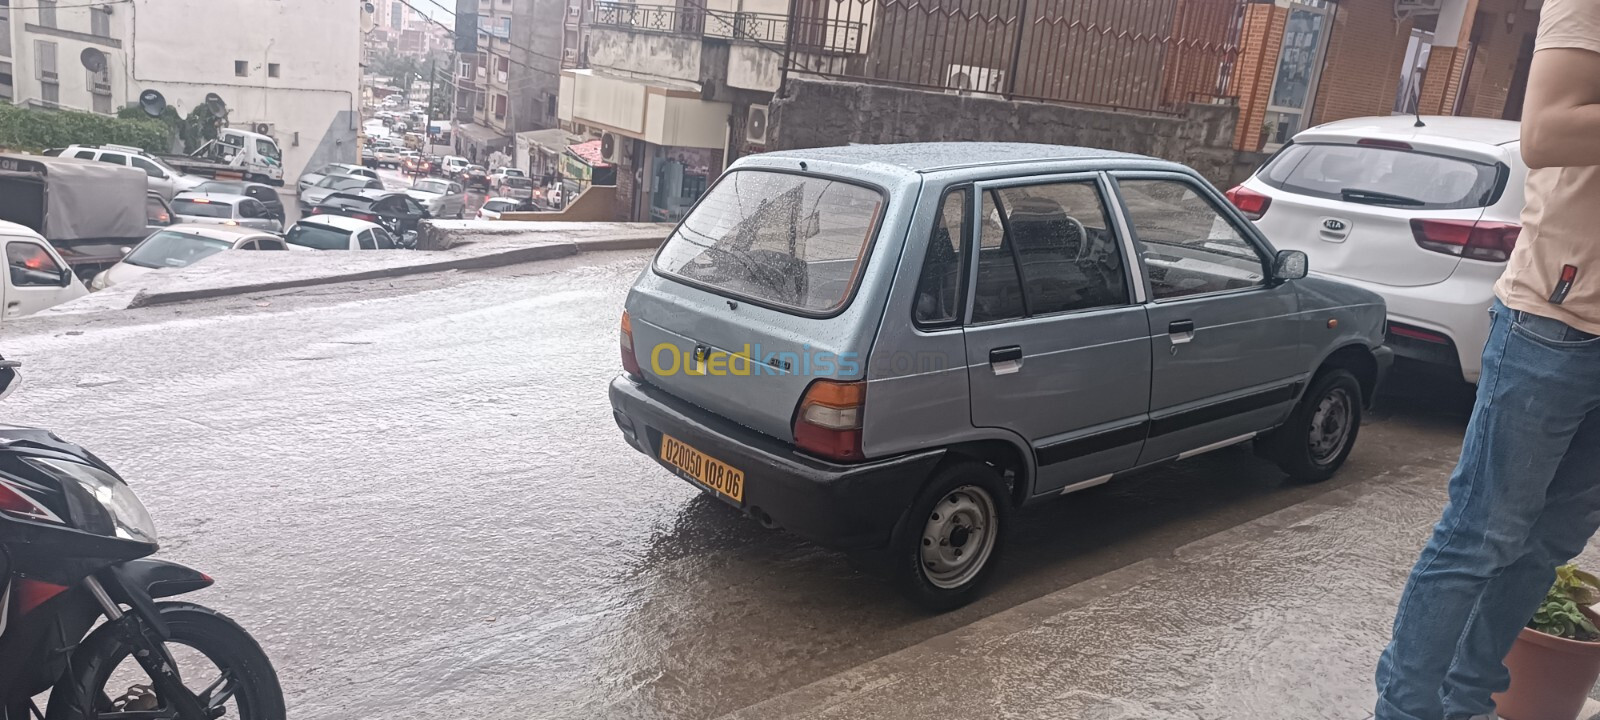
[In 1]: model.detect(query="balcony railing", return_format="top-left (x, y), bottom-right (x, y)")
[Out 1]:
top-left (591, 1), bottom-right (865, 54)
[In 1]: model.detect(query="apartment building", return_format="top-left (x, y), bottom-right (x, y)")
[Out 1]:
top-left (3, 0), bottom-right (128, 115)
top-left (455, 0), bottom-right (564, 165)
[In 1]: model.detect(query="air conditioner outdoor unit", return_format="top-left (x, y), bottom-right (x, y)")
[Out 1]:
top-left (946, 64), bottom-right (1004, 95)
top-left (251, 122), bottom-right (275, 137)
top-left (745, 104), bottom-right (770, 146)
top-left (600, 131), bottom-right (623, 164)
top-left (1394, 0), bottom-right (1443, 18)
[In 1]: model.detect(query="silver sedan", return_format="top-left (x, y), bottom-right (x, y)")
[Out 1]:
top-left (405, 178), bottom-right (467, 219)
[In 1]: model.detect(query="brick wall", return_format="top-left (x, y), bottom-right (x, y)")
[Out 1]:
top-left (1230, 2), bottom-right (1286, 151)
top-left (1457, 0), bottom-right (1540, 119)
top-left (1310, 0), bottom-right (1411, 126)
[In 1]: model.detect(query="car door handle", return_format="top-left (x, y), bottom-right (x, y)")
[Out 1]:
top-left (1168, 320), bottom-right (1196, 345)
top-left (989, 346), bottom-right (1023, 375)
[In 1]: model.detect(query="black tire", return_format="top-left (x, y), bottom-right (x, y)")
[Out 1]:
top-left (46, 602), bottom-right (285, 720)
top-left (1261, 368), bottom-right (1362, 483)
top-left (885, 460), bottom-right (1012, 612)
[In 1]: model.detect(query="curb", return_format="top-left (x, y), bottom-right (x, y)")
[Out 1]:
top-left (126, 242), bottom-right (579, 309)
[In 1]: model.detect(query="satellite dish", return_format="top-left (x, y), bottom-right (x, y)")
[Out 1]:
top-left (79, 48), bottom-right (106, 74)
top-left (204, 92), bottom-right (227, 117)
top-left (138, 89), bottom-right (167, 118)
top-left (364, 1), bottom-right (375, 12)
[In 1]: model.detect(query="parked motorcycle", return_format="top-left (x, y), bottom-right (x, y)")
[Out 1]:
top-left (0, 359), bottom-right (283, 720)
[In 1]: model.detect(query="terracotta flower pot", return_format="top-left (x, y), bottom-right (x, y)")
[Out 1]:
top-left (1494, 608), bottom-right (1600, 720)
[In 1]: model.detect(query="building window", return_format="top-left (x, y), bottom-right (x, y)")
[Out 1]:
top-left (0, 61), bottom-right (12, 102)
top-left (474, 90), bottom-right (484, 111)
top-left (546, 93), bottom-right (556, 119)
top-left (493, 93), bottom-right (505, 119)
top-left (0, 13), bottom-right (10, 58)
top-left (92, 92), bottom-right (109, 114)
top-left (90, 6), bottom-right (110, 37)
top-left (235, 60), bottom-right (248, 77)
top-left (34, 40), bottom-right (56, 82)
top-left (39, 81), bottom-right (57, 105)
top-left (390, 1), bottom-right (402, 30)
top-left (458, 59), bottom-right (472, 78)
top-left (36, 0), bottom-right (54, 28)
top-left (495, 55), bottom-right (508, 83)
top-left (268, 63), bottom-right (280, 78)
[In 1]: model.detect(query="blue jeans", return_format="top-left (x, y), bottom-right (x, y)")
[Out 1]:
top-left (1375, 300), bottom-right (1600, 720)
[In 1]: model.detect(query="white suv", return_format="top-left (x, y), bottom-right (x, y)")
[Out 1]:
top-left (1230, 116), bottom-right (1525, 384)
top-left (51, 144), bottom-right (203, 201)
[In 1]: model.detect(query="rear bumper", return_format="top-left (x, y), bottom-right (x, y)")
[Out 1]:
top-left (1311, 269), bottom-right (1494, 383)
top-left (609, 374), bottom-right (943, 551)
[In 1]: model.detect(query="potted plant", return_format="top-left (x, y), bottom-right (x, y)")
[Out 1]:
top-left (1494, 564), bottom-right (1600, 720)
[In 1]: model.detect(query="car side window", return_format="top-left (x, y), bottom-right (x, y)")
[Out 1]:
top-left (449, 182), bottom-right (462, 194)
top-left (367, 179), bottom-right (384, 189)
top-left (372, 228), bottom-right (397, 249)
top-left (146, 197), bottom-right (171, 226)
top-left (130, 157), bottom-right (164, 179)
top-left (237, 239), bottom-right (259, 250)
top-left (1117, 178), bottom-right (1266, 300)
top-left (238, 200), bottom-right (262, 219)
top-left (971, 190), bottom-right (1027, 324)
top-left (914, 188), bottom-right (969, 328)
top-left (7, 241), bottom-right (64, 287)
top-left (98, 152), bottom-right (129, 166)
top-left (402, 197), bottom-right (424, 215)
top-left (991, 181), bottom-right (1128, 316)
top-left (73, 150), bottom-right (96, 160)
top-left (257, 238), bottom-right (286, 251)
top-left (357, 230), bottom-right (377, 250)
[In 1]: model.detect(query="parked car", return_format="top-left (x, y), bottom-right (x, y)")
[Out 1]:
top-left (299, 174), bottom-right (386, 213)
top-left (488, 167), bottom-right (527, 183)
top-left (0, 220), bottom-right (88, 323)
top-left (310, 189), bottom-right (428, 243)
top-left (406, 178), bottom-right (467, 219)
top-left (374, 146), bottom-right (403, 168)
top-left (48, 144), bottom-right (204, 201)
top-left (283, 215), bottom-right (399, 251)
top-left (89, 225), bottom-right (291, 291)
top-left (361, 147), bottom-right (379, 169)
top-left (441, 155), bottom-right (470, 176)
top-left (1230, 116), bottom-right (1523, 384)
top-left (169, 194), bottom-right (282, 232)
top-left (189, 180), bottom-right (285, 222)
top-left (476, 197), bottom-right (534, 220)
top-left (0, 153), bottom-right (174, 280)
top-left (494, 176), bottom-right (535, 201)
top-left (297, 163), bottom-right (379, 194)
top-left (610, 143), bottom-right (1392, 609)
top-left (460, 165), bottom-right (491, 190)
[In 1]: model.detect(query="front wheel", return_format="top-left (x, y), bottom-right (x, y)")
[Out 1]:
top-left (1260, 368), bottom-right (1362, 483)
top-left (47, 602), bottom-right (285, 720)
top-left (885, 460), bottom-right (1011, 612)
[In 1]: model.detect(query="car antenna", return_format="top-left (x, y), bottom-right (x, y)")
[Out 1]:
top-left (1412, 83), bottom-right (1427, 128)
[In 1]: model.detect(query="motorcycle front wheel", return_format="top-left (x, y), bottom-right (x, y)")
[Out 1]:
top-left (46, 602), bottom-right (285, 720)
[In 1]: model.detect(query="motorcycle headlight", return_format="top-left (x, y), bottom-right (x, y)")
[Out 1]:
top-left (23, 458), bottom-right (157, 544)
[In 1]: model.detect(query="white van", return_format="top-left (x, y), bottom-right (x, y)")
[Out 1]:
top-left (0, 221), bottom-right (89, 326)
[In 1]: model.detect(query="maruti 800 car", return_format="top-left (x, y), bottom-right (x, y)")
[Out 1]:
top-left (610, 143), bottom-right (1390, 610)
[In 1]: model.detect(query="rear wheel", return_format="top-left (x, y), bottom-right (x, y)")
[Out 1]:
top-left (47, 602), bottom-right (285, 720)
top-left (1261, 368), bottom-right (1362, 483)
top-left (886, 460), bottom-right (1011, 611)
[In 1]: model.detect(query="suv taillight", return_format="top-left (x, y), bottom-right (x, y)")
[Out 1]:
top-left (620, 311), bottom-right (641, 376)
top-left (1225, 185), bottom-right (1272, 221)
top-left (1411, 219), bottom-right (1521, 262)
top-left (793, 380), bottom-right (865, 462)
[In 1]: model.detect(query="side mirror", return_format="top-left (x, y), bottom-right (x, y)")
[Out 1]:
top-left (1274, 249), bottom-right (1309, 281)
top-left (119, 246), bottom-right (132, 255)
top-left (58, 268), bottom-right (73, 287)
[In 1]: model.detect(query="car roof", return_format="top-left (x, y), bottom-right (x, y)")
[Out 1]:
top-left (1298, 115), bottom-right (1521, 147)
top-left (173, 193), bottom-right (249, 204)
top-left (483, 196), bottom-right (522, 204)
top-left (755, 142), bottom-right (1157, 175)
top-left (0, 219), bottom-right (44, 238)
top-left (294, 214), bottom-right (382, 232)
top-left (157, 223), bottom-right (271, 241)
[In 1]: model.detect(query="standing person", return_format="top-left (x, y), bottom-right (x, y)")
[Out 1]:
top-left (1375, 1), bottom-right (1600, 718)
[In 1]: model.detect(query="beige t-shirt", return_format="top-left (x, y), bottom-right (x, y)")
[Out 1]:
top-left (1495, 0), bottom-right (1600, 334)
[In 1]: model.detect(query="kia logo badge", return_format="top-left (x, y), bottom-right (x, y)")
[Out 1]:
top-left (1323, 219), bottom-right (1348, 232)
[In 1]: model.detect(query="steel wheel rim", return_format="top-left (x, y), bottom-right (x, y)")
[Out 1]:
top-left (1308, 387), bottom-right (1353, 464)
top-left (920, 485), bottom-right (998, 590)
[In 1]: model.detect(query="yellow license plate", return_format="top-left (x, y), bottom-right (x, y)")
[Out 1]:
top-left (660, 434), bottom-right (745, 503)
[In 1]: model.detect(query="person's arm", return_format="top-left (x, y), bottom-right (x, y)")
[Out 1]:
top-left (1521, 47), bottom-right (1600, 169)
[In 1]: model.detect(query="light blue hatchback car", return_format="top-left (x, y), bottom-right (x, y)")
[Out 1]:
top-left (611, 143), bottom-right (1391, 610)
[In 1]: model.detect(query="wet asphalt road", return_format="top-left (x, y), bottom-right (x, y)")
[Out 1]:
top-left (2, 251), bottom-right (1478, 719)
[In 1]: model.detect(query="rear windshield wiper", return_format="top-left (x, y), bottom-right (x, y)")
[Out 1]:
top-left (1339, 188), bottom-right (1425, 207)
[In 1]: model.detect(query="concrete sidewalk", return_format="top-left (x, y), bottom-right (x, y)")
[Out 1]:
top-left (42, 222), bottom-right (667, 315)
top-left (722, 442), bottom-right (1600, 720)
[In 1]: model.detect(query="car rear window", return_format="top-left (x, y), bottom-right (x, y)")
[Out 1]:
top-left (172, 199), bottom-right (234, 219)
top-left (654, 170), bottom-right (884, 315)
top-left (1258, 142), bottom-right (1503, 210)
top-left (285, 223), bottom-right (352, 250)
top-left (503, 177), bottom-right (533, 188)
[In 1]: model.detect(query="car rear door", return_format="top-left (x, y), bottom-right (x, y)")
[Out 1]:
top-left (961, 173), bottom-right (1152, 495)
top-left (1112, 172), bottom-right (1304, 465)
top-left (1245, 141), bottom-right (1500, 287)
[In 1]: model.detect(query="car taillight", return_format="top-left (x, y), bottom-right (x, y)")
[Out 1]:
top-left (310, 207), bottom-right (324, 215)
top-left (352, 212), bottom-right (378, 222)
top-left (793, 380), bottom-right (865, 462)
top-left (1225, 185), bottom-right (1272, 221)
top-left (1411, 219), bottom-right (1521, 262)
top-left (620, 311), bottom-right (641, 376)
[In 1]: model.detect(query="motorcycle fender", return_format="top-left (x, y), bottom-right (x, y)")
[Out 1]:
top-left (104, 560), bottom-right (213, 639)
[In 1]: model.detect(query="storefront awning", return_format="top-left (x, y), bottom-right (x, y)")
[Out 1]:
top-left (559, 69), bottom-right (731, 151)
top-left (566, 140), bottom-right (612, 169)
top-left (457, 123), bottom-right (511, 150)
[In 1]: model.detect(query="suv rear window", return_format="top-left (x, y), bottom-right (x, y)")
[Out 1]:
top-left (1258, 143), bottom-right (1503, 210)
top-left (654, 170), bottom-right (884, 315)
top-left (172, 199), bottom-right (234, 219)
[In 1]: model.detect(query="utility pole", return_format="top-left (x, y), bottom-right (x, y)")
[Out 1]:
top-left (425, 56), bottom-right (437, 156)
